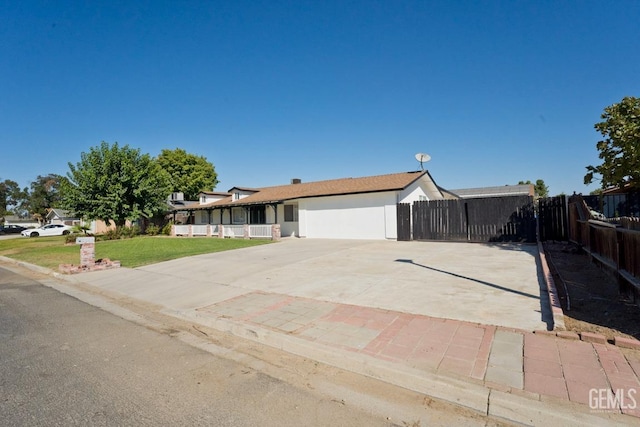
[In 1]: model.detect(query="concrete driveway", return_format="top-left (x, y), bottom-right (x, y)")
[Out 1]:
top-left (73, 238), bottom-right (551, 331)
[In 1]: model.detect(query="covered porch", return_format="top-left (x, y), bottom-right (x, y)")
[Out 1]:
top-left (170, 201), bottom-right (297, 240)
top-left (171, 223), bottom-right (281, 240)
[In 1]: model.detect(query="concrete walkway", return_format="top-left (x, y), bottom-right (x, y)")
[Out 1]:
top-left (3, 238), bottom-right (640, 425)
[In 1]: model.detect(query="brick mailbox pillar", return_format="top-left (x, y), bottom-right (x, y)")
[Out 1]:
top-left (76, 236), bottom-right (96, 266)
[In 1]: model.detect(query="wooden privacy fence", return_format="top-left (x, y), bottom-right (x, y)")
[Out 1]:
top-left (568, 194), bottom-right (640, 300)
top-left (538, 195), bottom-right (568, 241)
top-left (398, 196), bottom-right (536, 243)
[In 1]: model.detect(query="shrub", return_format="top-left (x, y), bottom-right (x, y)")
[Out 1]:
top-left (65, 233), bottom-right (84, 244)
top-left (145, 224), bottom-right (160, 235)
top-left (102, 225), bottom-right (141, 240)
top-left (123, 224), bottom-right (140, 238)
top-left (72, 224), bottom-right (91, 234)
top-left (161, 221), bottom-right (174, 236)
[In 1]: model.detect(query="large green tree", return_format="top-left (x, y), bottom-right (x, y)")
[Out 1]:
top-left (156, 148), bottom-right (218, 200)
top-left (584, 96), bottom-right (640, 190)
top-left (61, 142), bottom-right (172, 227)
top-left (0, 179), bottom-right (27, 220)
top-left (24, 174), bottom-right (63, 220)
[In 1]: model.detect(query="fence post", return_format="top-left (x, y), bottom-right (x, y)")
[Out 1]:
top-left (218, 225), bottom-right (224, 238)
top-left (244, 224), bottom-right (249, 239)
top-left (171, 224), bottom-right (176, 237)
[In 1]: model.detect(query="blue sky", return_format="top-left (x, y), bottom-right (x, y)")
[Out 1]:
top-left (1, 1), bottom-right (639, 196)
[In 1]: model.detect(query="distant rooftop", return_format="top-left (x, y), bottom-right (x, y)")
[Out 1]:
top-left (448, 184), bottom-right (534, 199)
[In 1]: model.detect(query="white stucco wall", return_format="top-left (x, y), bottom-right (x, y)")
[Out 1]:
top-left (298, 191), bottom-right (397, 240)
top-left (276, 204), bottom-right (299, 237)
top-left (228, 188), bottom-right (257, 201)
top-left (398, 174), bottom-right (444, 203)
top-left (199, 194), bottom-right (227, 204)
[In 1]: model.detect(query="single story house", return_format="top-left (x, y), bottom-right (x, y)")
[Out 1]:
top-left (173, 170), bottom-right (451, 240)
top-left (2, 215), bottom-right (40, 228)
top-left (46, 209), bottom-right (126, 234)
top-left (46, 209), bottom-right (82, 226)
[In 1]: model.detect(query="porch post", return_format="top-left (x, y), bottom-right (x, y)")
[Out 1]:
top-left (271, 224), bottom-right (281, 241)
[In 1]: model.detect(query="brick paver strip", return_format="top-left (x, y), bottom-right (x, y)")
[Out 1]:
top-left (558, 340), bottom-right (609, 405)
top-left (593, 342), bottom-right (640, 416)
top-left (524, 372), bottom-right (568, 400)
top-left (626, 351), bottom-right (640, 379)
top-left (438, 356), bottom-right (474, 377)
top-left (615, 336), bottom-right (640, 350)
top-left (524, 356), bottom-right (563, 378)
top-left (471, 325), bottom-right (494, 380)
top-left (196, 290), bottom-right (640, 418)
top-left (580, 331), bottom-right (607, 345)
top-left (556, 330), bottom-right (580, 340)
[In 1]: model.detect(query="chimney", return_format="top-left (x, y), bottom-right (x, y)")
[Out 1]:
top-left (291, 178), bottom-right (302, 184)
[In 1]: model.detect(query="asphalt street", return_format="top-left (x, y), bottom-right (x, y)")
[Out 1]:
top-left (0, 265), bottom-right (500, 427)
top-left (0, 265), bottom-right (395, 426)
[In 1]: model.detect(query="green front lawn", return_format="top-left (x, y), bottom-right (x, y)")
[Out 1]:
top-left (0, 236), bottom-right (273, 269)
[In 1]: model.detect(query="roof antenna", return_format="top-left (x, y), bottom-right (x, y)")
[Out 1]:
top-left (414, 153), bottom-right (431, 171)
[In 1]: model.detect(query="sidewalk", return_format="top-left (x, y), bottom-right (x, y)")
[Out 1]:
top-left (182, 290), bottom-right (640, 425)
top-left (3, 238), bottom-right (640, 425)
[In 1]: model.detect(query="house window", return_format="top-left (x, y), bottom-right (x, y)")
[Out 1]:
top-left (284, 204), bottom-right (298, 222)
top-left (234, 192), bottom-right (240, 201)
top-left (232, 207), bottom-right (245, 224)
top-left (419, 195), bottom-right (428, 201)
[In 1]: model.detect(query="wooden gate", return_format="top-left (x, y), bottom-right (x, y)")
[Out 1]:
top-left (465, 196), bottom-right (536, 242)
top-left (412, 199), bottom-right (468, 241)
top-left (538, 195), bottom-right (568, 241)
top-left (398, 196), bottom-right (536, 243)
top-left (397, 203), bottom-right (411, 241)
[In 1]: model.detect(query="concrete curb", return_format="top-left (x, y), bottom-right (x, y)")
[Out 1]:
top-left (0, 255), bottom-right (56, 276)
top-left (173, 308), bottom-right (635, 426)
top-left (184, 310), bottom-right (492, 412)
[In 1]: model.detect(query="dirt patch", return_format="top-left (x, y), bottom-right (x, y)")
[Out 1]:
top-left (544, 241), bottom-right (640, 341)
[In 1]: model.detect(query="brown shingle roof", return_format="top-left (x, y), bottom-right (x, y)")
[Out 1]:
top-left (194, 170), bottom-right (431, 209)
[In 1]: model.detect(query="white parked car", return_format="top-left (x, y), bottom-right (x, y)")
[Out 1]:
top-left (21, 224), bottom-right (73, 237)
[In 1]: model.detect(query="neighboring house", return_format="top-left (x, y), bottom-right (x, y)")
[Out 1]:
top-left (448, 184), bottom-right (534, 199)
top-left (586, 185), bottom-right (640, 218)
top-left (46, 209), bottom-right (81, 226)
top-left (46, 208), bottom-right (124, 234)
top-left (172, 170), bottom-right (449, 240)
top-left (2, 215), bottom-right (40, 228)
